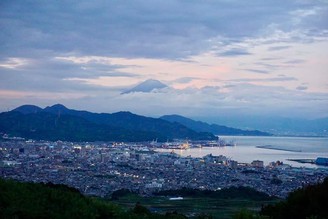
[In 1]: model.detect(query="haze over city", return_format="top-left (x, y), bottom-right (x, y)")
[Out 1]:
top-left (1, 0), bottom-right (328, 123)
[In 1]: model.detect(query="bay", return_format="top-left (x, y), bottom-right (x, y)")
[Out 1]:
top-left (157, 136), bottom-right (328, 168)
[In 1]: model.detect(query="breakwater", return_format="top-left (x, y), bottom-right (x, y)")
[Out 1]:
top-left (256, 145), bottom-right (302, 152)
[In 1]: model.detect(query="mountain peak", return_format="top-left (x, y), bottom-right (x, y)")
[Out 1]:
top-left (113, 111), bottom-right (134, 115)
top-left (122, 79), bottom-right (167, 94)
top-left (44, 104), bottom-right (69, 113)
top-left (12, 105), bottom-right (42, 114)
top-left (50, 104), bottom-right (68, 109)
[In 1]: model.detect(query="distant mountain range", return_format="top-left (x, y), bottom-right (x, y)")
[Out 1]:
top-left (0, 104), bottom-right (270, 142)
top-left (161, 115), bottom-right (271, 136)
top-left (199, 116), bottom-right (328, 136)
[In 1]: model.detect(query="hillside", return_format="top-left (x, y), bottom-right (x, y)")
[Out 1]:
top-left (0, 178), bottom-right (185, 219)
top-left (1, 177), bottom-right (326, 219)
top-left (43, 104), bottom-right (214, 140)
top-left (0, 111), bottom-right (159, 142)
top-left (0, 104), bottom-right (216, 142)
top-left (161, 115), bottom-right (271, 136)
top-left (0, 178), bottom-right (276, 219)
top-left (260, 178), bottom-right (328, 219)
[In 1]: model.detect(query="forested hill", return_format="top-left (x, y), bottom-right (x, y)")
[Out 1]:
top-left (0, 178), bottom-right (185, 219)
top-left (0, 104), bottom-right (215, 142)
top-left (260, 178), bottom-right (328, 219)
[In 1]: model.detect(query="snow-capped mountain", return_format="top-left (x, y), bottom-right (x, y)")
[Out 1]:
top-left (122, 79), bottom-right (168, 94)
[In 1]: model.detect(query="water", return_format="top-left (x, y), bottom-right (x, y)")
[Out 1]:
top-left (157, 136), bottom-right (328, 168)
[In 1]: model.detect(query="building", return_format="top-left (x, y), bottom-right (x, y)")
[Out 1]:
top-left (251, 160), bottom-right (264, 168)
top-left (145, 181), bottom-right (163, 189)
top-left (229, 160), bottom-right (238, 168)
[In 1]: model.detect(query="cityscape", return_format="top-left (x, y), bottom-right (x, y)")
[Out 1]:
top-left (1, 139), bottom-right (327, 199)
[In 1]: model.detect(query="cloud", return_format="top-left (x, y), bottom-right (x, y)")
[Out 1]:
top-left (171, 77), bottom-right (199, 84)
top-left (0, 60), bottom-right (130, 93)
top-left (229, 76), bottom-right (298, 83)
top-left (268, 46), bottom-right (291, 51)
top-left (87, 82), bottom-right (328, 118)
top-left (0, 57), bottom-right (30, 69)
top-left (1, 0), bottom-right (327, 60)
top-left (243, 69), bottom-right (270, 74)
top-left (284, 59), bottom-right (306, 64)
top-left (217, 48), bottom-right (252, 57)
top-left (296, 85), bottom-right (308, 91)
top-left (253, 62), bottom-right (281, 71)
top-left (261, 57), bottom-right (283, 61)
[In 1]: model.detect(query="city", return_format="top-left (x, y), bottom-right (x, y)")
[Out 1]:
top-left (1, 139), bottom-right (327, 199)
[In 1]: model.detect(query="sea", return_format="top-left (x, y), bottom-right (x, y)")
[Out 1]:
top-left (157, 136), bottom-right (328, 168)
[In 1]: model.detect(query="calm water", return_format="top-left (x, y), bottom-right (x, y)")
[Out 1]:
top-left (157, 136), bottom-right (328, 168)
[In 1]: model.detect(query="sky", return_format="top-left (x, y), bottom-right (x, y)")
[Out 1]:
top-left (0, 0), bottom-right (328, 121)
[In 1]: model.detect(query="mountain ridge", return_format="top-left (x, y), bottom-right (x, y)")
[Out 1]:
top-left (13, 105), bottom-right (42, 114)
top-left (161, 114), bottom-right (271, 136)
top-left (39, 105), bottom-right (215, 140)
top-left (202, 116), bottom-right (328, 136)
top-left (0, 104), bottom-right (216, 142)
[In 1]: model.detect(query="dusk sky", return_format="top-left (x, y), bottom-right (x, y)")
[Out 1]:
top-left (1, 0), bottom-right (328, 120)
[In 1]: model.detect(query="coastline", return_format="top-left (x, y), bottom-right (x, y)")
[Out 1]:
top-left (157, 136), bottom-right (327, 168)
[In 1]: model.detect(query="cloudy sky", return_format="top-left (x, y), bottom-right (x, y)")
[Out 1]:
top-left (1, 0), bottom-right (328, 121)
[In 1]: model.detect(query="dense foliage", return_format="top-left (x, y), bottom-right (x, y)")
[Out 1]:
top-left (0, 111), bottom-right (161, 142)
top-left (0, 178), bottom-right (187, 219)
top-left (260, 178), bottom-right (328, 219)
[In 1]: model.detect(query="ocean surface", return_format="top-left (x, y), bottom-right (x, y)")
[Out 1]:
top-left (157, 136), bottom-right (328, 168)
